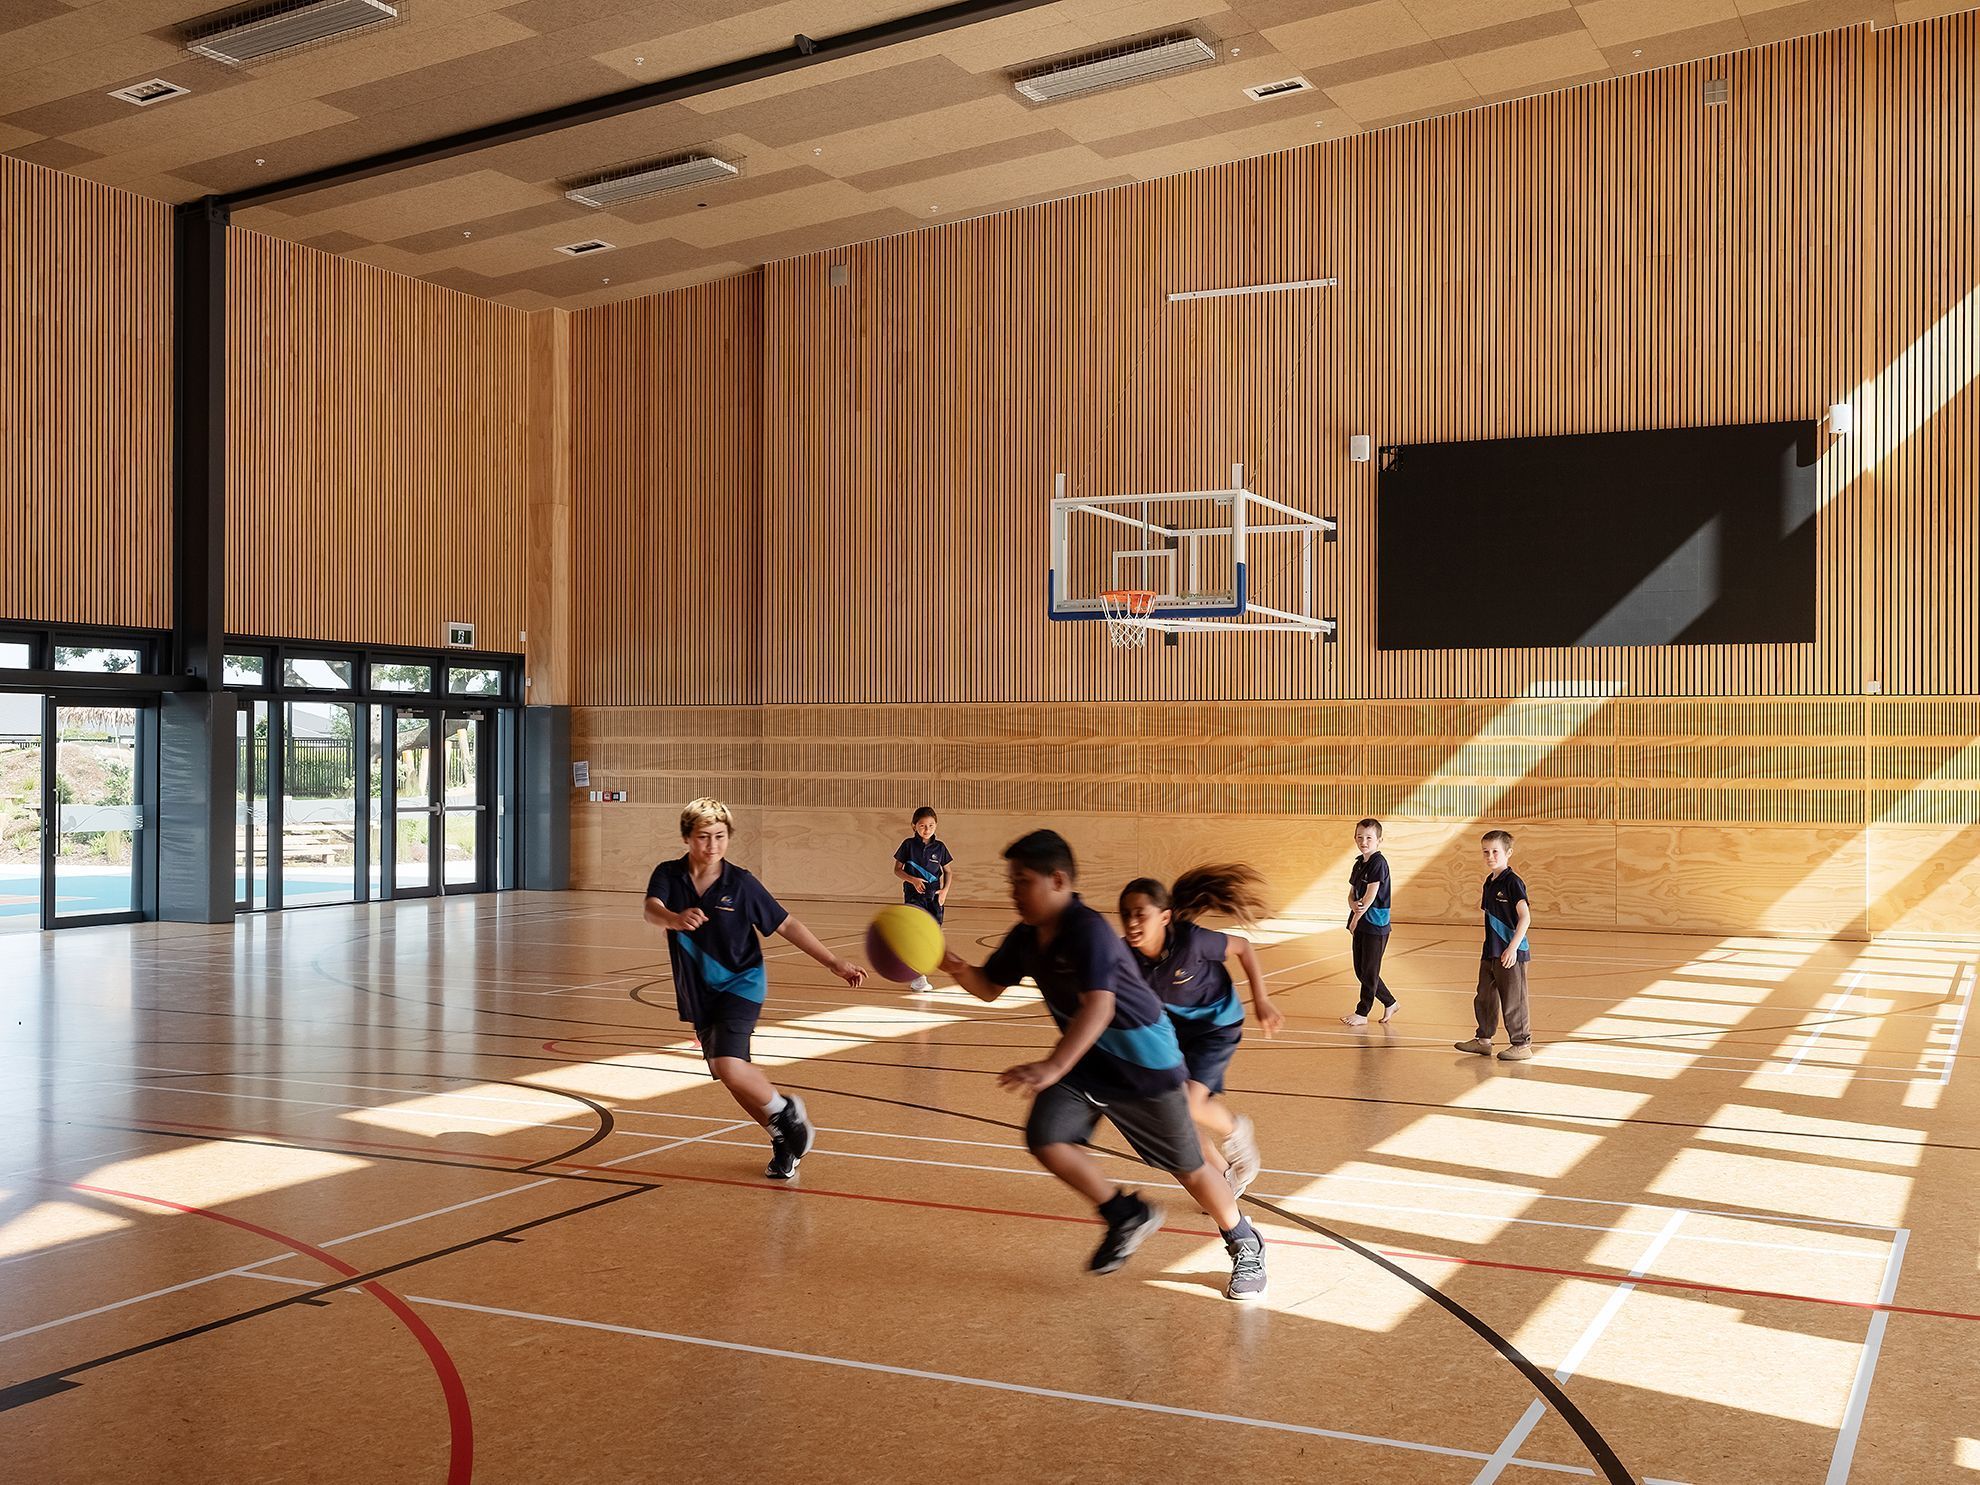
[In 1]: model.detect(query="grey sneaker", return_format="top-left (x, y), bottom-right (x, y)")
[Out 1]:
top-left (1225, 1227), bottom-right (1268, 1301)
top-left (1497, 1042), bottom-right (1535, 1062)
top-left (1455, 1038), bottom-right (1493, 1055)
top-left (1221, 1114), bottom-right (1262, 1198)
top-left (908, 975), bottom-right (933, 993)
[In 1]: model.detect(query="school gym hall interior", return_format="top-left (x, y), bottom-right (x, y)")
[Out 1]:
top-left (5, 2), bottom-right (1980, 1481)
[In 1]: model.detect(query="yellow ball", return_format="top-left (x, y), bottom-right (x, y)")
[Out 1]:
top-left (866, 904), bottom-right (945, 982)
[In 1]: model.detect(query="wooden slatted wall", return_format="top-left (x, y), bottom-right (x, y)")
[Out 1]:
top-left (225, 227), bottom-right (531, 651)
top-left (1873, 10), bottom-right (1980, 696)
top-left (0, 155), bottom-right (171, 629)
top-left (556, 17), bottom-right (1980, 937)
top-left (572, 275), bottom-right (763, 705)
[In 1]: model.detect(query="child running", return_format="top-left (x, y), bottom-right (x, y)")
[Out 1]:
top-left (940, 830), bottom-right (1268, 1300)
top-left (1117, 865), bottom-right (1282, 1197)
top-left (643, 797), bottom-right (867, 1179)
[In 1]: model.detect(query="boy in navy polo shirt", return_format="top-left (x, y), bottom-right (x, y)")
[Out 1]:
top-left (940, 829), bottom-right (1268, 1300)
top-left (644, 797), bottom-right (867, 1178)
top-left (1342, 817), bottom-right (1399, 1026)
top-left (1456, 828), bottom-right (1535, 1062)
top-left (892, 805), bottom-right (954, 993)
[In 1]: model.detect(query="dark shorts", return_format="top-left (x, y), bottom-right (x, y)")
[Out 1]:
top-left (904, 893), bottom-right (944, 924)
top-left (1025, 1081), bottom-right (1203, 1174)
top-left (692, 995), bottom-right (762, 1068)
top-left (1173, 1020), bottom-right (1243, 1095)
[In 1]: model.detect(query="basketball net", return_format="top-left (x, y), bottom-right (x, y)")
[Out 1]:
top-left (1099, 589), bottom-right (1159, 649)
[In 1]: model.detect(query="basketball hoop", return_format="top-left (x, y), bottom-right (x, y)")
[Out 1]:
top-left (1099, 588), bottom-right (1160, 648)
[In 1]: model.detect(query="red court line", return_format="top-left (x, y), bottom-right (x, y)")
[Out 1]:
top-left (71, 1182), bottom-right (474, 1485)
top-left (110, 1112), bottom-right (1980, 1327)
top-left (552, 1158), bottom-right (1980, 1327)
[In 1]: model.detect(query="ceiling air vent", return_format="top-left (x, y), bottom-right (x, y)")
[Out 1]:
top-left (187, 0), bottom-right (398, 67)
top-left (109, 79), bottom-right (191, 106)
top-left (1243, 76), bottom-right (1313, 102)
top-left (1014, 35), bottom-right (1218, 104)
top-left (555, 239), bottom-right (616, 257)
top-left (566, 154), bottom-right (740, 208)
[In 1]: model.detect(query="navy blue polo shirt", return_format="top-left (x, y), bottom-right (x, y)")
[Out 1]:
top-left (1350, 851), bottom-right (1393, 933)
top-left (1132, 920), bottom-right (1243, 1029)
top-left (644, 856), bottom-right (788, 1023)
top-left (894, 835), bottom-right (954, 904)
top-left (982, 895), bottom-right (1185, 1101)
top-left (1482, 868), bottom-right (1531, 963)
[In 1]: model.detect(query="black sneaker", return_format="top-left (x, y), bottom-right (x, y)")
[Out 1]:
top-left (763, 1096), bottom-right (813, 1180)
top-left (1224, 1226), bottom-right (1268, 1302)
top-left (1089, 1193), bottom-right (1163, 1275)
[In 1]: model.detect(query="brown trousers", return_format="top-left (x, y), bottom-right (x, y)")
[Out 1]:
top-left (1474, 959), bottom-right (1532, 1045)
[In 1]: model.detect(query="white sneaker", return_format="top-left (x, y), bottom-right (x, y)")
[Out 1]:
top-left (908, 975), bottom-right (933, 994)
top-left (1220, 1114), bottom-right (1262, 1198)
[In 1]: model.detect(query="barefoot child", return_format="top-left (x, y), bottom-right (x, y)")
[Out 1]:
top-left (940, 830), bottom-right (1268, 1300)
top-left (1117, 866), bottom-right (1282, 1197)
top-left (644, 797), bottom-right (867, 1178)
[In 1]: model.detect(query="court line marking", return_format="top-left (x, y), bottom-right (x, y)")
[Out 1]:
top-left (363, 1290), bottom-right (1693, 1482)
top-left (1472, 1209), bottom-right (1690, 1483)
top-left (1823, 1228), bottom-right (1910, 1485)
top-left (0, 1121), bottom-right (751, 1347)
top-left (683, 1139), bottom-right (1883, 1261)
top-left (67, 1181), bottom-right (475, 1485)
top-left (1935, 966), bottom-right (1973, 1086)
top-left (85, 1077), bottom-right (1902, 1246)
top-left (1783, 969), bottom-right (1869, 1074)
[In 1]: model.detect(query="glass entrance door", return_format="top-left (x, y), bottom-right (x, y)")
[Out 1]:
top-left (49, 702), bottom-right (143, 925)
top-left (391, 708), bottom-right (439, 898)
top-left (0, 692), bottom-right (40, 934)
top-left (440, 711), bottom-right (489, 894)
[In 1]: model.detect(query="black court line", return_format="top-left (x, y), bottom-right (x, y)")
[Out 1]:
top-left (0, 1185), bottom-right (653, 1416)
top-left (762, 1078), bottom-right (1637, 1485)
top-left (119, 1069), bottom-right (618, 1175)
top-left (60, 1033), bottom-right (1980, 1157)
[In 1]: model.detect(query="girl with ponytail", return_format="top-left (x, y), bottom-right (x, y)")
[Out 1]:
top-left (1118, 865), bottom-right (1283, 1197)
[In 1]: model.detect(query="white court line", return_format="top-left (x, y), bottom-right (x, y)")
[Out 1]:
top-left (0, 1120), bottom-right (748, 1349)
top-left (376, 1291), bottom-right (1688, 1481)
top-left (1823, 1228), bottom-right (1911, 1485)
top-left (1783, 969), bottom-right (1869, 1074)
top-left (1936, 966), bottom-right (1973, 1086)
top-left (1471, 1209), bottom-right (1690, 1483)
top-left (683, 1139), bottom-right (1883, 1260)
top-left (38, 1065), bottom-right (1901, 1239)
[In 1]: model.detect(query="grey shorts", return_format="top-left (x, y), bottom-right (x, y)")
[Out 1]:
top-left (1025, 1080), bottom-right (1204, 1175)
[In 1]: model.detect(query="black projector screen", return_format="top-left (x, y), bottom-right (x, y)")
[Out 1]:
top-left (1376, 420), bottom-right (1820, 650)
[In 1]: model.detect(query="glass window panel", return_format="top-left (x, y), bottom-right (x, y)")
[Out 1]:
top-left (371, 662), bottom-right (434, 693)
top-left (447, 666), bottom-right (502, 696)
top-left (224, 653), bottom-right (266, 687)
top-left (281, 701), bottom-right (358, 906)
top-left (284, 657), bottom-right (354, 690)
top-left (55, 646), bottom-right (142, 674)
top-left (0, 640), bottom-right (32, 669)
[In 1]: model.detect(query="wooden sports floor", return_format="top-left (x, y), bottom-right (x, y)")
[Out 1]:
top-left (1, 893), bottom-right (1974, 1484)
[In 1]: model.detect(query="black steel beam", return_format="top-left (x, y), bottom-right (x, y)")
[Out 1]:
top-left (171, 196), bottom-right (229, 687)
top-left (220, 0), bottom-right (1063, 211)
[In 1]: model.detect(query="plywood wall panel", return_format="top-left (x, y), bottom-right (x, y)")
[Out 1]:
top-left (0, 155), bottom-right (170, 629)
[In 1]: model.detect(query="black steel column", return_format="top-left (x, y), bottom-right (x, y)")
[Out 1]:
top-left (160, 196), bottom-right (236, 924)
top-left (172, 195), bottom-right (228, 686)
